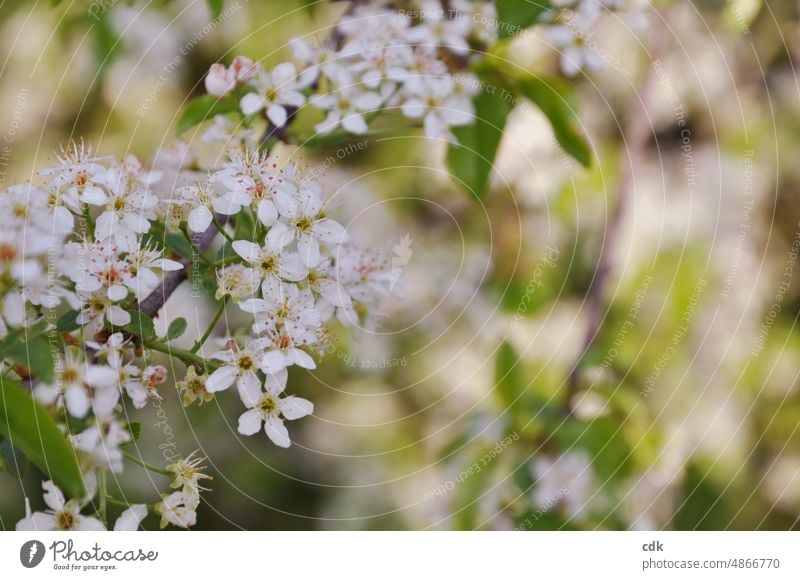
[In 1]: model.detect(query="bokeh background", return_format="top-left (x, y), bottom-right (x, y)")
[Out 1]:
top-left (1, 0), bottom-right (800, 530)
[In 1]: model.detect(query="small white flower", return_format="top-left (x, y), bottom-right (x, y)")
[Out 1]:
top-left (16, 481), bottom-right (105, 531)
top-left (215, 264), bottom-right (259, 302)
top-left (232, 227), bottom-right (308, 286)
top-left (311, 85), bottom-right (383, 135)
top-left (156, 490), bottom-right (199, 529)
top-left (167, 450), bottom-right (212, 496)
top-left (237, 369), bottom-right (313, 448)
top-left (113, 504), bottom-right (148, 531)
top-left (72, 419), bottom-right (132, 473)
top-left (206, 340), bottom-right (264, 402)
top-left (401, 76), bottom-right (474, 140)
top-left (239, 62), bottom-right (306, 127)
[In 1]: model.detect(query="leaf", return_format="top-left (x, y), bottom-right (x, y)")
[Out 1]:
top-left (512, 74), bottom-right (591, 167)
top-left (447, 86), bottom-right (514, 199)
top-left (125, 422), bottom-right (142, 443)
top-left (125, 310), bottom-right (156, 339)
top-left (55, 309), bottom-right (81, 333)
top-left (0, 378), bottom-right (86, 498)
top-left (165, 232), bottom-right (194, 259)
top-left (495, 341), bottom-right (523, 408)
top-left (207, 0), bottom-right (224, 18)
top-left (496, 0), bottom-right (551, 38)
top-left (0, 438), bottom-right (29, 477)
top-left (5, 338), bottom-right (55, 383)
top-left (176, 94), bottom-right (240, 136)
top-left (167, 317), bottom-right (188, 341)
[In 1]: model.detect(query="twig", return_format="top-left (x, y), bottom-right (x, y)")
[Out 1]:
top-left (562, 21), bottom-right (668, 416)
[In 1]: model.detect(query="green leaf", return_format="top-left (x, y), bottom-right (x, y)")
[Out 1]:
top-left (0, 378), bottom-right (86, 498)
top-left (125, 310), bottom-right (157, 339)
top-left (0, 438), bottom-right (29, 477)
top-left (496, 0), bottom-right (551, 38)
top-left (495, 341), bottom-right (523, 408)
top-left (176, 94), bottom-right (240, 136)
top-left (167, 317), bottom-right (188, 341)
top-left (125, 422), bottom-right (142, 443)
top-left (55, 309), bottom-right (81, 333)
top-left (447, 87), bottom-right (513, 199)
top-left (512, 74), bottom-right (591, 167)
top-left (207, 0), bottom-right (224, 18)
top-left (165, 232), bottom-right (194, 259)
top-left (5, 338), bottom-right (55, 383)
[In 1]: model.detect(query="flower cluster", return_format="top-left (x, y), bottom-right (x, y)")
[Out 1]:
top-left (204, 1), bottom-right (496, 140)
top-left (7, 118), bottom-right (393, 530)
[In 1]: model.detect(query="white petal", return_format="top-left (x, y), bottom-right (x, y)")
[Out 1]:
top-left (264, 416), bottom-right (291, 448)
top-left (280, 396), bottom-right (314, 420)
top-left (259, 350), bottom-right (288, 374)
top-left (232, 240), bottom-right (261, 263)
top-left (257, 200), bottom-right (278, 227)
top-left (237, 372), bottom-right (262, 407)
top-left (76, 515), bottom-right (106, 531)
top-left (264, 368), bottom-right (288, 396)
top-left (237, 409), bottom-right (262, 436)
top-left (206, 365), bottom-right (237, 392)
top-left (289, 348), bottom-right (316, 370)
top-left (341, 113), bottom-right (368, 134)
top-left (42, 480), bottom-right (66, 511)
top-left (313, 219), bottom-right (347, 244)
top-left (188, 206), bottom-right (213, 233)
top-left (267, 104), bottom-right (288, 127)
top-left (240, 93), bottom-right (266, 115)
top-left (113, 504), bottom-right (148, 531)
top-left (65, 385), bottom-right (90, 418)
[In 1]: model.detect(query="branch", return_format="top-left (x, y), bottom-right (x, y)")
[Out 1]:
top-left (562, 23), bottom-right (669, 416)
top-left (136, 215), bottom-right (229, 317)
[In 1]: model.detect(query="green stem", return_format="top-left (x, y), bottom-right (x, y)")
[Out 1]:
top-left (212, 255), bottom-right (243, 268)
top-left (122, 450), bottom-right (172, 477)
top-left (81, 203), bottom-right (95, 237)
top-left (181, 226), bottom-right (213, 266)
top-left (191, 297), bottom-right (227, 354)
top-left (97, 470), bottom-right (107, 525)
top-left (143, 338), bottom-right (216, 371)
top-left (212, 215), bottom-right (235, 244)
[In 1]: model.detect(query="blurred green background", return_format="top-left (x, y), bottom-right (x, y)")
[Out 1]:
top-left (1, 0), bottom-right (800, 530)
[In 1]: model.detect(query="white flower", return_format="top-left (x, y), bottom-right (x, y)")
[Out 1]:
top-left (215, 264), bottom-right (259, 302)
top-left (122, 364), bottom-right (167, 408)
top-left (205, 63), bottom-right (236, 97)
top-left (74, 289), bottom-right (132, 332)
top-left (86, 332), bottom-right (128, 369)
top-left (237, 369), bottom-right (313, 448)
top-left (406, 2), bottom-right (472, 55)
top-left (257, 325), bottom-right (317, 375)
top-left (72, 419), bottom-right (132, 473)
top-left (167, 450), bottom-right (212, 496)
top-left (401, 76), bottom-right (474, 140)
top-left (213, 147), bottom-right (281, 226)
top-left (243, 277), bottom-right (321, 340)
top-left (206, 340), bottom-right (264, 402)
top-left (311, 85), bottom-right (383, 135)
top-left (33, 350), bottom-right (118, 419)
top-left (272, 185), bottom-right (348, 266)
top-left (174, 182), bottom-right (248, 233)
top-left (231, 227), bottom-right (307, 286)
top-left (16, 481), bottom-right (105, 531)
top-left (542, 5), bottom-right (605, 77)
top-left (239, 62), bottom-right (306, 127)
top-left (113, 504), bottom-right (148, 531)
top-left (120, 240), bottom-right (183, 299)
top-left (156, 490), bottom-right (198, 529)
top-left (40, 141), bottom-right (108, 208)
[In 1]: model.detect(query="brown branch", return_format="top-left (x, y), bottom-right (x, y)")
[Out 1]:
top-left (136, 215), bottom-right (229, 317)
top-left (562, 22), bottom-right (669, 416)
